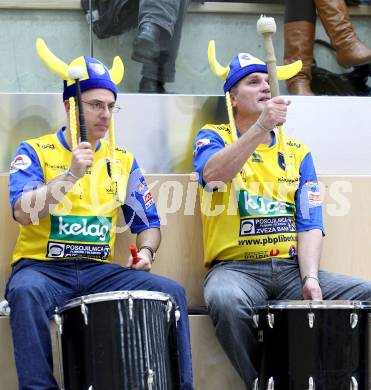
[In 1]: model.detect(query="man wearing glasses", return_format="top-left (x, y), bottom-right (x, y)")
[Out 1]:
top-left (6, 55), bottom-right (193, 390)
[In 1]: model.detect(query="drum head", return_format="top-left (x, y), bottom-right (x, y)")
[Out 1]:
top-left (360, 301), bottom-right (371, 309)
top-left (56, 290), bottom-right (173, 313)
top-left (256, 300), bottom-right (364, 311)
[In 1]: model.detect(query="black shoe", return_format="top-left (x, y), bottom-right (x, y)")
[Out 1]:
top-left (132, 22), bottom-right (161, 64)
top-left (139, 77), bottom-right (167, 93)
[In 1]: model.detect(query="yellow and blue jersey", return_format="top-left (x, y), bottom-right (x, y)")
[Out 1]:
top-left (193, 124), bottom-right (323, 267)
top-left (9, 128), bottom-right (160, 265)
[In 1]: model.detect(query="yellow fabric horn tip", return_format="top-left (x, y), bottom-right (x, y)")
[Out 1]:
top-left (276, 60), bottom-right (303, 81)
top-left (208, 40), bottom-right (230, 81)
top-left (35, 38), bottom-right (69, 80)
top-left (109, 56), bottom-right (125, 85)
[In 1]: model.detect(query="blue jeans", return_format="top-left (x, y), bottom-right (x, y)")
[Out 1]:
top-left (204, 259), bottom-right (371, 389)
top-left (6, 259), bottom-right (193, 390)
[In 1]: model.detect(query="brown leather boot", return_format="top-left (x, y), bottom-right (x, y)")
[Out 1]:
top-left (284, 21), bottom-right (315, 96)
top-left (314, 0), bottom-right (371, 68)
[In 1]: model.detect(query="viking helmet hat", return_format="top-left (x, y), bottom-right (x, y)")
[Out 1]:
top-left (36, 38), bottom-right (125, 202)
top-left (207, 40), bottom-right (302, 179)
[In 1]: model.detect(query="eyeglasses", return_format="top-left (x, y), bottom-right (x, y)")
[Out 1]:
top-left (81, 100), bottom-right (121, 114)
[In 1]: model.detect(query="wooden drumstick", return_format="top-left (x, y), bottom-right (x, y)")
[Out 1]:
top-left (256, 15), bottom-right (280, 97)
top-left (256, 15), bottom-right (294, 178)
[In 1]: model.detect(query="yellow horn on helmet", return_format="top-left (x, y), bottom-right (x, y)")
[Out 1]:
top-left (277, 60), bottom-right (303, 80)
top-left (208, 40), bottom-right (230, 81)
top-left (109, 56), bottom-right (125, 85)
top-left (36, 38), bottom-right (69, 80)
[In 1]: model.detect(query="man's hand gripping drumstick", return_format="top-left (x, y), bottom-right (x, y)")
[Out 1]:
top-left (127, 244), bottom-right (152, 271)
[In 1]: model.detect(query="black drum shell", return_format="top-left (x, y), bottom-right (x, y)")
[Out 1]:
top-left (255, 301), bottom-right (370, 390)
top-left (56, 292), bottom-right (180, 390)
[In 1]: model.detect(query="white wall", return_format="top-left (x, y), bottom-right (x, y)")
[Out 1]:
top-left (284, 96), bottom-right (371, 175)
top-left (1, 94), bottom-right (370, 175)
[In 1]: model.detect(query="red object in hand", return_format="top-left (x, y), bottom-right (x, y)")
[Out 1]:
top-left (130, 244), bottom-right (139, 264)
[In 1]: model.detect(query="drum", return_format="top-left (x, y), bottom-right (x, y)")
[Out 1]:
top-left (54, 291), bottom-right (180, 390)
top-left (253, 301), bottom-right (370, 390)
top-left (361, 301), bottom-right (371, 390)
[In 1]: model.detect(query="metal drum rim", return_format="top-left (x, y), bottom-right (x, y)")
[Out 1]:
top-left (55, 290), bottom-right (174, 313)
top-left (255, 300), bottom-right (367, 310)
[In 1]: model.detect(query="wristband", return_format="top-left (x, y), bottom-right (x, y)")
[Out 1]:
top-left (65, 170), bottom-right (80, 180)
top-left (256, 119), bottom-right (273, 132)
top-left (139, 246), bottom-right (156, 263)
top-left (302, 275), bottom-right (320, 286)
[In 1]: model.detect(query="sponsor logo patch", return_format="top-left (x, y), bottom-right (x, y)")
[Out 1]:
top-left (238, 234), bottom-right (296, 247)
top-left (269, 248), bottom-right (280, 256)
top-left (50, 215), bottom-right (112, 243)
top-left (239, 216), bottom-right (296, 236)
top-left (47, 241), bottom-right (111, 259)
top-left (240, 219), bottom-right (255, 235)
top-left (238, 53), bottom-right (252, 67)
top-left (90, 63), bottom-right (106, 75)
top-left (238, 190), bottom-right (295, 217)
top-left (143, 190), bottom-right (154, 209)
top-left (308, 190), bottom-right (321, 205)
top-left (37, 143), bottom-right (55, 150)
top-left (278, 152), bottom-right (286, 171)
top-left (305, 181), bottom-right (321, 205)
top-left (47, 242), bottom-right (66, 258)
top-left (216, 125), bottom-right (231, 134)
top-left (251, 152), bottom-right (264, 163)
top-left (278, 177), bottom-right (299, 185)
top-left (137, 182), bottom-right (146, 194)
top-left (286, 140), bottom-right (301, 148)
top-left (243, 250), bottom-right (269, 260)
top-left (10, 154), bottom-right (32, 174)
top-left (305, 181), bottom-right (318, 187)
top-left (194, 138), bottom-right (210, 155)
top-left (289, 245), bottom-right (297, 257)
top-left (45, 162), bottom-right (68, 171)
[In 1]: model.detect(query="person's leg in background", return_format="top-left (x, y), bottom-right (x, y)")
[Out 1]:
top-left (140, 0), bottom-right (189, 93)
top-left (284, 0), bottom-right (317, 95)
top-left (314, 0), bottom-right (371, 68)
top-left (133, 0), bottom-right (189, 93)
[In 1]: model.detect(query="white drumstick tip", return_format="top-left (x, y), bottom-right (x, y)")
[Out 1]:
top-left (257, 15), bottom-right (277, 35)
top-left (68, 66), bottom-right (85, 80)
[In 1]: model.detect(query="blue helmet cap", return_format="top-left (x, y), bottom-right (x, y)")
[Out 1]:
top-left (223, 53), bottom-right (268, 93)
top-left (63, 56), bottom-right (118, 101)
